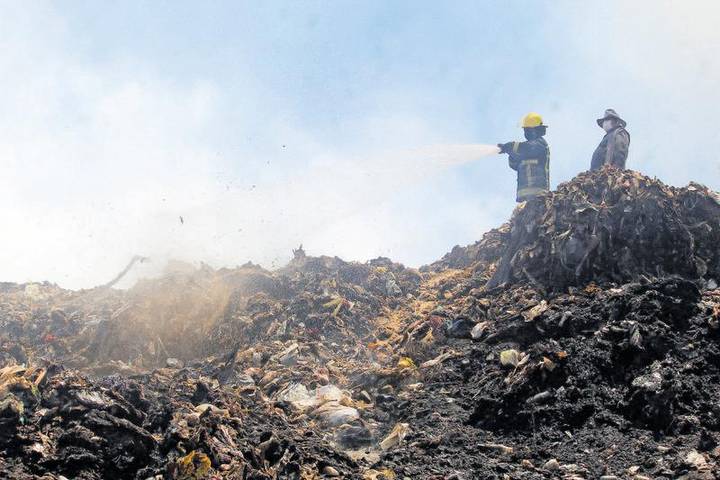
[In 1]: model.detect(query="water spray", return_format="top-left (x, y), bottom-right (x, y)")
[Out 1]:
top-left (414, 144), bottom-right (502, 168)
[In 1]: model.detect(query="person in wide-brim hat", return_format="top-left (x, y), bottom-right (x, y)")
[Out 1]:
top-left (596, 108), bottom-right (627, 128)
top-left (590, 108), bottom-right (630, 171)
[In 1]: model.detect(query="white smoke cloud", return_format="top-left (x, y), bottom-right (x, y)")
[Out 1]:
top-left (0, 4), bottom-right (506, 288)
top-left (1, 1), bottom-right (718, 289)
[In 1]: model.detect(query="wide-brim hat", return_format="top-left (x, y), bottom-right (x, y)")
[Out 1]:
top-left (597, 108), bottom-right (626, 128)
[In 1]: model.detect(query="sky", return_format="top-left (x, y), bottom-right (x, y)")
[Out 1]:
top-left (1, 1), bottom-right (719, 288)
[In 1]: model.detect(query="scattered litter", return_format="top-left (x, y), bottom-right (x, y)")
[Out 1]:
top-left (170, 450), bottom-right (211, 480)
top-left (478, 443), bottom-right (514, 455)
top-left (470, 321), bottom-right (488, 339)
top-left (499, 349), bottom-right (527, 368)
top-left (315, 403), bottom-right (360, 426)
top-left (397, 357), bottom-right (416, 369)
top-left (420, 351), bottom-right (457, 368)
top-left (380, 423), bottom-right (410, 450)
top-left (543, 459), bottom-right (560, 471)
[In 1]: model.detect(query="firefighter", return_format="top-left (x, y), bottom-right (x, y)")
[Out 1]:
top-left (497, 112), bottom-right (550, 203)
top-left (590, 108), bottom-right (630, 171)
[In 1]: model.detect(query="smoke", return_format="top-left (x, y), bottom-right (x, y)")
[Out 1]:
top-left (0, 16), bottom-right (503, 291)
top-left (0, 2), bottom-right (511, 289)
top-left (114, 143), bottom-right (503, 287)
top-left (5, 1), bottom-right (716, 290)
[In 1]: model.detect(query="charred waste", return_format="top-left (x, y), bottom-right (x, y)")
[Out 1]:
top-left (2, 169), bottom-right (720, 479)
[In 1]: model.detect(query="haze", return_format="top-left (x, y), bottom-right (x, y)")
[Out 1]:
top-left (1, 1), bottom-right (718, 288)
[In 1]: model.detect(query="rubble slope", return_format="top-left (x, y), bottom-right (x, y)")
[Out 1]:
top-left (2, 169), bottom-right (720, 479)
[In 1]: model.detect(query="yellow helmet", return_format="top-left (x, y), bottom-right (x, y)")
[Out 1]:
top-left (521, 112), bottom-right (546, 128)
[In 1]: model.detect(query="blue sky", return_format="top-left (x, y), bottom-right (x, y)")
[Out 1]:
top-left (2, 1), bottom-right (719, 287)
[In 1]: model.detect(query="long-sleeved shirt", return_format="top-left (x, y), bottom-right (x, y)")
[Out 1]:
top-left (591, 126), bottom-right (630, 171)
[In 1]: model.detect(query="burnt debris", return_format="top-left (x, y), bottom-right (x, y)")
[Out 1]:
top-left (2, 169), bottom-right (720, 479)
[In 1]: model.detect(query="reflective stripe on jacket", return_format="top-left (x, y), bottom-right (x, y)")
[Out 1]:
top-left (508, 137), bottom-right (550, 202)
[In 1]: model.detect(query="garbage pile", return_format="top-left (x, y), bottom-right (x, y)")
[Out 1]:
top-left (387, 276), bottom-right (720, 478)
top-left (2, 170), bottom-right (720, 479)
top-left (0, 363), bottom-right (360, 479)
top-left (0, 271), bottom-right (220, 373)
top-left (3, 253), bottom-right (419, 373)
top-left (434, 169), bottom-right (720, 291)
top-left (0, 282), bottom-right (127, 368)
top-left (209, 249), bottom-right (421, 353)
top-left (1, 249), bottom-right (430, 478)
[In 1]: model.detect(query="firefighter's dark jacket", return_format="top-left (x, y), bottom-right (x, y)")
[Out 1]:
top-left (502, 137), bottom-right (550, 202)
top-left (590, 126), bottom-right (630, 171)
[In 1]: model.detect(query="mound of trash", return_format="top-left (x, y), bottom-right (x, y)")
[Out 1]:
top-left (209, 249), bottom-right (421, 354)
top-left (1, 251), bottom-right (420, 375)
top-left (508, 169), bottom-right (720, 289)
top-left (372, 275), bottom-right (720, 478)
top-left (2, 169), bottom-right (720, 479)
top-left (435, 169), bottom-right (720, 291)
top-left (0, 364), bottom-right (360, 479)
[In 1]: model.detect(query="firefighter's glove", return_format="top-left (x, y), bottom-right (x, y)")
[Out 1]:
top-left (498, 142), bottom-right (513, 154)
